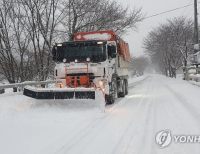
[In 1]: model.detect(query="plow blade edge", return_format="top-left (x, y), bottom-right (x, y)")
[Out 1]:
top-left (23, 87), bottom-right (95, 99)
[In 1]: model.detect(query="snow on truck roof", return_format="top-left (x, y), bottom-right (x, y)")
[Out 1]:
top-left (60, 40), bottom-right (107, 45)
top-left (77, 33), bottom-right (111, 41)
top-left (75, 30), bottom-right (116, 41)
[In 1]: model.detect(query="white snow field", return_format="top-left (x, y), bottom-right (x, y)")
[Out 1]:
top-left (0, 74), bottom-right (200, 154)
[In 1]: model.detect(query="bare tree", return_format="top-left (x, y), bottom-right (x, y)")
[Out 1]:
top-left (0, 0), bottom-right (144, 84)
top-left (17, 0), bottom-right (62, 81)
top-left (60, 0), bottom-right (144, 41)
top-left (0, 0), bottom-right (20, 84)
top-left (129, 55), bottom-right (149, 76)
top-left (143, 17), bottom-right (194, 78)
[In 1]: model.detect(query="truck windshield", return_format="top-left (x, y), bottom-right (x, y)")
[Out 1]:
top-left (56, 44), bottom-right (106, 63)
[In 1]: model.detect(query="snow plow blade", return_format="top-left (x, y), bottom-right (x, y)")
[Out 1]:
top-left (23, 87), bottom-right (95, 99)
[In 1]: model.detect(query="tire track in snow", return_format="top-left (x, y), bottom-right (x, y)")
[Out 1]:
top-left (110, 77), bottom-right (154, 154)
top-left (133, 78), bottom-right (157, 154)
top-left (128, 76), bottom-right (150, 89)
top-left (123, 77), bottom-right (157, 154)
top-left (54, 78), bottom-right (151, 154)
top-left (122, 76), bottom-right (200, 154)
top-left (105, 75), bottom-right (150, 112)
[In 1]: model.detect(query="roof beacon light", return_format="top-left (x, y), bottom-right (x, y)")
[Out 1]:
top-left (75, 59), bottom-right (78, 63)
top-left (97, 41), bottom-right (103, 45)
top-left (57, 43), bottom-right (62, 47)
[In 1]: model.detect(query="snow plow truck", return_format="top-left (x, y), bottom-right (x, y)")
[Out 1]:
top-left (23, 30), bottom-right (130, 105)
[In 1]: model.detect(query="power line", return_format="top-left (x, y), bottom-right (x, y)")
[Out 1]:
top-left (138, 5), bottom-right (195, 31)
top-left (181, 0), bottom-right (193, 15)
top-left (144, 2), bottom-right (200, 19)
top-left (185, 7), bottom-right (193, 18)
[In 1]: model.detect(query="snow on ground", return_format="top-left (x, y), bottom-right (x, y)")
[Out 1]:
top-left (0, 74), bottom-right (200, 154)
top-left (128, 74), bottom-right (148, 84)
top-left (189, 80), bottom-right (200, 87)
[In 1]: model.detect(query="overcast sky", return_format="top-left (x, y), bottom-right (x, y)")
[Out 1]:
top-left (117, 0), bottom-right (198, 57)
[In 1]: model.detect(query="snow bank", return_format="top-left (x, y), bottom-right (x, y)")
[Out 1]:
top-left (189, 81), bottom-right (200, 87)
top-left (0, 100), bottom-right (103, 154)
top-left (188, 69), bottom-right (196, 73)
top-left (0, 89), bottom-right (105, 114)
top-left (129, 74), bottom-right (148, 85)
top-left (164, 76), bottom-right (200, 115)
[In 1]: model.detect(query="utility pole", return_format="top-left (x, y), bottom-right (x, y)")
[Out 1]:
top-left (194, 0), bottom-right (200, 75)
top-left (194, 0), bottom-right (198, 46)
top-left (69, 0), bottom-right (71, 40)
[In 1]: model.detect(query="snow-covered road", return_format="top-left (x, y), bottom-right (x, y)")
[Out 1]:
top-left (0, 75), bottom-right (200, 154)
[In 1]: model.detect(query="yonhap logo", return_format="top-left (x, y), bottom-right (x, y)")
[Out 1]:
top-left (156, 130), bottom-right (172, 148)
top-left (156, 130), bottom-right (200, 149)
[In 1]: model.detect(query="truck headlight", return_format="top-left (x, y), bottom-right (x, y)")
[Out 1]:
top-left (97, 41), bottom-right (103, 45)
top-left (98, 79), bottom-right (107, 86)
top-left (57, 43), bottom-right (62, 46)
top-left (63, 58), bottom-right (67, 62)
top-left (98, 80), bottom-right (103, 86)
top-left (86, 57), bottom-right (90, 62)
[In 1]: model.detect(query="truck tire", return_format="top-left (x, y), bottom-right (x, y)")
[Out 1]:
top-left (118, 80), bottom-right (125, 97)
top-left (125, 79), bottom-right (128, 95)
top-left (106, 79), bottom-right (117, 104)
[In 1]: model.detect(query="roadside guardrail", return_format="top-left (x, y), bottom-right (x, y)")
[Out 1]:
top-left (0, 80), bottom-right (56, 93)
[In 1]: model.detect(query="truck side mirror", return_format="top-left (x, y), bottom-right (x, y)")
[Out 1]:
top-left (108, 46), bottom-right (117, 58)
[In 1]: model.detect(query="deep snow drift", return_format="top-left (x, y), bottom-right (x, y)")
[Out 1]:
top-left (0, 74), bottom-right (200, 154)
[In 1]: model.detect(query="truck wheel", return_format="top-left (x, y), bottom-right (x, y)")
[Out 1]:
top-left (125, 79), bottom-right (128, 95)
top-left (106, 79), bottom-right (117, 104)
top-left (118, 80), bottom-right (125, 97)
